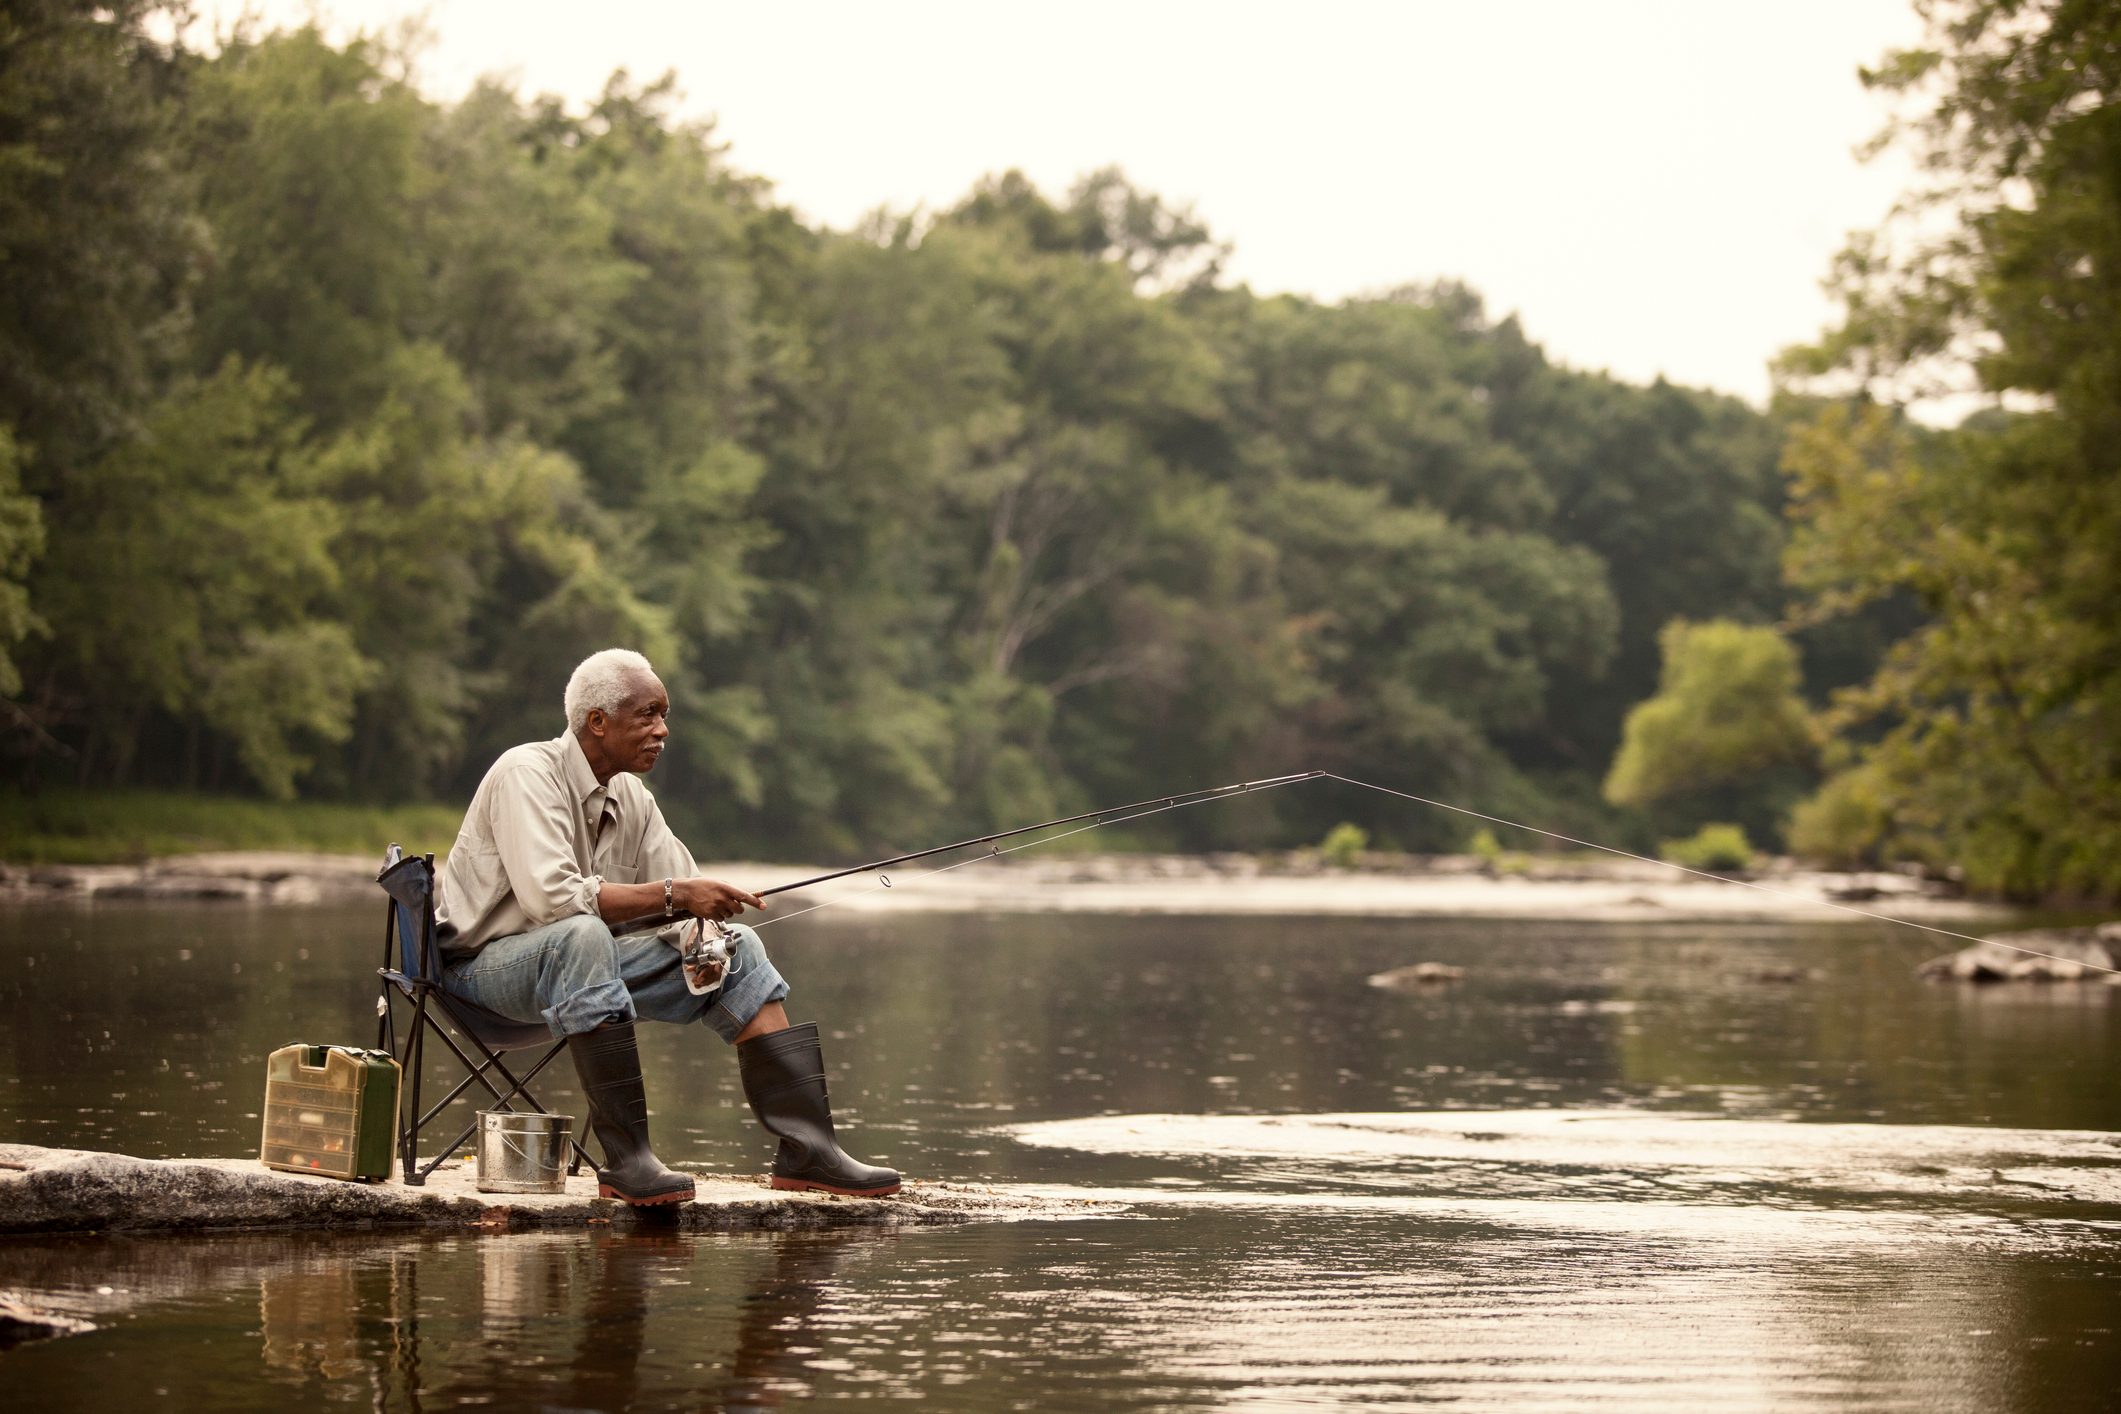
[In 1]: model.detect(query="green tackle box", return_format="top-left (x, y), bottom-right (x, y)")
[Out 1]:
top-left (259, 1044), bottom-right (401, 1182)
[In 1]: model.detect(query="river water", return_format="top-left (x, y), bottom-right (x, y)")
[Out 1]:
top-left (2, 902), bottom-right (2119, 1409)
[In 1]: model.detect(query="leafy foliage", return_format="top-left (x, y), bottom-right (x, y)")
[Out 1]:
top-left (1784, 761), bottom-right (1891, 868)
top-left (1658, 822), bottom-right (1755, 874)
top-left (1318, 822), bottom-right (1369, 869)
top-left (1779, 0), bottom-right (2121, 899)
top-left (0, 1), bottom-right (195, 469)
top-left (1604, 620), bottom-right (1815, 813)
top-left (1, 16), bottom-right (1804, 867)
top-left (0, 430), bottom-right (43, 695)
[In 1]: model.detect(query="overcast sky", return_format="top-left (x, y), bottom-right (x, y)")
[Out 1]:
top-left (231, 1), bottom-right (1927, 408)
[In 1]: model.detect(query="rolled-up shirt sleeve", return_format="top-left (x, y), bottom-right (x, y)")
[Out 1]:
top-left (489, 766), bottom-right (602, 923)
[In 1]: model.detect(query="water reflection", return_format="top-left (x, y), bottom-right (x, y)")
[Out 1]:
top-left (2, 1185), bottom-right (2119, 1408)
top-left (434, 1229), bottom-right (856, 1411)
top-left (1, 1227), bottom-right (877, 1410)
top-left (259, 1251), bottom-right (371, 1381)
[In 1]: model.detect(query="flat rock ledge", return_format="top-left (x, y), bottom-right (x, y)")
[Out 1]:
top-left (0, 1144), bottom-right (1116, 1237)
top-left (1917, 922), bottom-right (2121, 982)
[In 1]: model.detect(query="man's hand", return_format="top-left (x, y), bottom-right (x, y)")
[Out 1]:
top-left (673, 877), bottom-right (764, 923)
top-left (596, 876), bottom-right (765, 930)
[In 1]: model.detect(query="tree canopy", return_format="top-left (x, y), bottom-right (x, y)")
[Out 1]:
top-left (1777, 0), bottom-right (2121, 899)
top-left (1602, 619), bottom-right (1815, 844)
top-left (0, 6), bottom-right (1934, 877)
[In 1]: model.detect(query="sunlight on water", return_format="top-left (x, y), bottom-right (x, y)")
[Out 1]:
top-left (1009, 1108), bottom-right (2121, 1212)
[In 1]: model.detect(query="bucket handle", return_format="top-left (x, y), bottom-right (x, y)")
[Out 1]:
top-left (494, 1128), bottom-right (563, 1164)
top-left (484, 1114), bottom-right (570, 1165)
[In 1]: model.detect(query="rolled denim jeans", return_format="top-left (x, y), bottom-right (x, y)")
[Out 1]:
top-left (439, 914), bottom-right (788, 1042)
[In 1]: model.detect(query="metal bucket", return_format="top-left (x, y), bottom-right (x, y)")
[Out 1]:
top-left (475, 1110), bottom-right (572, 1194)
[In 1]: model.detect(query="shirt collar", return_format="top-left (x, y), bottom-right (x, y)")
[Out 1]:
top-left (559, 733), bottom-right (606, 808)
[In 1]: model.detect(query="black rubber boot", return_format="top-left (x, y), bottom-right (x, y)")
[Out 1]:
top-left (737, 1022), bottom-right (901, 1196)
top-left (566, 1022), bottom-right (696, 1206)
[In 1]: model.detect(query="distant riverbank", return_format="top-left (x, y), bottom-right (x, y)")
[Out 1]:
top-left (0, 848), bottom-right (2014, 925)
top-left (0, 789), bottom-right (464, 866)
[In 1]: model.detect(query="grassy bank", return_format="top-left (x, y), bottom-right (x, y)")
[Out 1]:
top-left (0, 791), bottom-right (464, 865)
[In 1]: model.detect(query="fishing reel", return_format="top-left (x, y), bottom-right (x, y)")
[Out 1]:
top-left (679, 917), bottom-right (743, 996)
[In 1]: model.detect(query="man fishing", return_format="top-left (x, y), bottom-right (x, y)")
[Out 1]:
top-left (433, 647), bottom-right (900, 1205)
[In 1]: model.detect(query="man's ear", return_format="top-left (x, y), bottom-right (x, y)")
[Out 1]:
top-left (583, 708), bottom-right (607, 737)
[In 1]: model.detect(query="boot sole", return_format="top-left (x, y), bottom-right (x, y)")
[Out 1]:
top-left (597, 1183), bottom-right (695, 1206)
top-left (771, 1175), bottom-right (901, 1197)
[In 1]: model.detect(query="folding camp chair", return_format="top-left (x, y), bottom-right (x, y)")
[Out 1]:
top-left (374, 844), bottom-right (597, 1186)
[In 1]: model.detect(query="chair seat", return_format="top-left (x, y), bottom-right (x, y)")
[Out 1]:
top-left (382, 969), bottom-right (555, 1050)
top-left (431, 990), bottom-right (559, 1052)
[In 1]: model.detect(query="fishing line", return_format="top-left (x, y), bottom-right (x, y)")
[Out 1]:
top-left (709, 769), bottom-right (2111, 977)
top-left (1319, 772), bottom-right (2120, 977)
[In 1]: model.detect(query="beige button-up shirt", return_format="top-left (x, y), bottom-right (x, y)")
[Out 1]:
top-left (434, 734), bottom-right (699, 958)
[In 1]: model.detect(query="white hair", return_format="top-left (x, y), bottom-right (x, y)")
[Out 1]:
top-left (564, 649), bottom-right (657, 733)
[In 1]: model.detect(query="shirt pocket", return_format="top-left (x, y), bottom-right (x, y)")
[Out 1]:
top-left (453, 836), bottom-right (503, 906)
top-left (597, 825), bottom-right (644, 885)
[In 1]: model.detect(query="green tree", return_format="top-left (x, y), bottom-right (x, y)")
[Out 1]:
top-left (0, 1), bottom-right (193, 757)
top-left (556, 72), bottom-right (758, 501)
top-left (184, 25), bottom-right (428, 431)
top-left (1779, 0), bottom-right (2121, 898)
top-left (31, 361), bottom-right (370, 795)
top-left (0, 19), bottom-right (1808, 863)
top-left (1263, 476), bottom-right (1617, 846)
top-left (0, 431), bottom-right (44, 696)
top-left (0, 1), bottom-right (194, 469)
top-left (1211, 288), bottom-right (1554, 530)
top-left (415, 81), bottom-right (627, 444)
top-left (1603, 620), bottom-right (1814, 841)
top-left (1500, 369), bottom-right (1788, 766)
top-left (699, 211), bottom-right (1011, 852)
top-left (932, 194), bottom-right (1235, 826)
top-left (312, 345), bottom-right (529, 798)
top-left (948, 166), bottom-right (1225, 293)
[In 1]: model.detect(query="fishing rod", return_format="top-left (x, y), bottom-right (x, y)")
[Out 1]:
top-left (611, 770), bottom-right (1325, 939)
top-left (617, 766), bottom-right (2119, 982)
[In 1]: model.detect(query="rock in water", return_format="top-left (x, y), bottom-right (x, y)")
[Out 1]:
top-left (0, 1293), bottom-right (94, 1349)
top-left (1748, 966), bottom-right (1823, 984)
top-left (1368, 962), bottom-right (1466, 990)
top-left (1916, 923), bottom-right (2120, 982)
top-left (0, 1143), bottom-right (1102, 1236)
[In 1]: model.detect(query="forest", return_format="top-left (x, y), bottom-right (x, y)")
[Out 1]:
top-left (2, 1), bottom-right (2114, 900)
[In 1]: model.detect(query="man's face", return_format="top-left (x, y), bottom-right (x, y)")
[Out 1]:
top-left (591, 672), bottom-right (671, 774)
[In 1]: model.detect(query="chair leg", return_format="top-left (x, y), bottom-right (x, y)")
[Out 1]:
top-left (391, 992), bottom-right (596, 1187)
top-left (377, 983), bottom-right (402, 1174)
top-left (402, 991), bottom-right (429, 1186)
top-left (414, 1054), bottom-right (507, 1131)
top-left (409, 1027), bottom-right (576, 1183)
